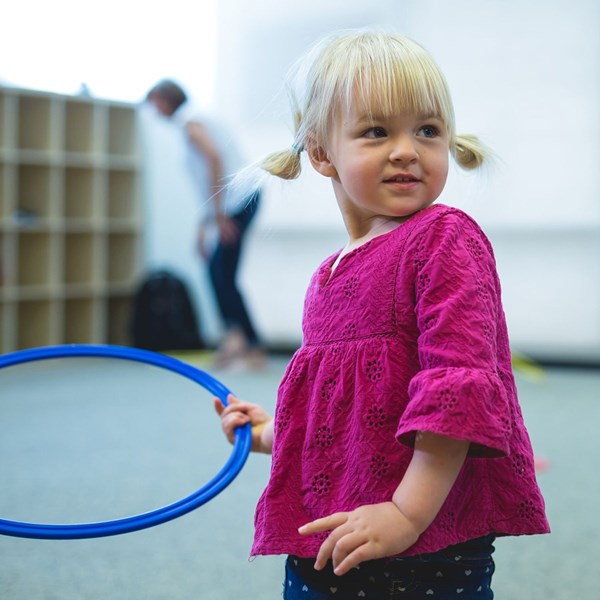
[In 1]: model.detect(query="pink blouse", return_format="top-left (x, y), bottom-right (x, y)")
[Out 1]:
top-left (252, 204), bottom-right (550, 558)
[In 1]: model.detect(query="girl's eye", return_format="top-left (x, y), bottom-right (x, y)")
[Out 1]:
top-left (364, 126), bottom-right (387, 138)
top-left (419, 124), bottom-right (440, 138)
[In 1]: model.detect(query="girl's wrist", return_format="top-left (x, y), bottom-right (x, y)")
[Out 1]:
top-left (252, 421), bottom-right (273, 454)
top-left (390, 499), bottom-right (428, 538)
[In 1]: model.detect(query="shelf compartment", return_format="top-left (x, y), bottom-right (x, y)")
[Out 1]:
top-left (65, 100), bottom-right (95, 154)
top-left (108, 169), bottom-right (137, 220)
top-left (108, 106), bottom-right (136, 156)
top-left (17, 232), bottom-right (53, 286)
top-left (64, 233), bottom-right (97, 285)
top-left (0, 301), bottom-right (5, 353)
top-left (17, 164), bottom-right (54, 222)
top-left (0, 231), bottom-right (15, 287)
top-left (0, 231), bottom-right (7, 286)
top-left (0, 301), bottom-right (16, 354)
top-left (16, 299), bottom-right (57, 349)
top-left (64, 297), bottom-right (99, 343)
top-left (0, 91), bottom-right (8, 150)
top-left (107, 295), bottom-right (132, 345)
top-left (0, 232), bottom-right (4, 285)
top-left (107, 233), bottom-right (137, 284)
top-left (0, 163), bottom-right (9, 220)
top-left (65, 167), bottom-right (98, 221)
top-left (18, 95), bottom-right (53, 151)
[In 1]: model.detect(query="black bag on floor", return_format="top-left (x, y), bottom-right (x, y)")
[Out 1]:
top-left (131, 270), bottom-right (205, 351)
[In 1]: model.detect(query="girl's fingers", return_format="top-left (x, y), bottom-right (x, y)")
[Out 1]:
top-left (298, 512), bottom-right (348, 535)
top-left (315, 529), bottom-right (368, 574)
top-left (226, 393), bottom-right (240, 405)
top-left (314, 532), bottom-right (339, 570)
top-left (220, 399), bottom-right (255, 419)
top-left (299, 513), bottom-right (372, 574)
top-left (298, 513), bottom-right (350, 571)
top-left (213, 394), bottom-right (240, 415)
top-left (332, 541), bottom-right (370, 576)
top-left (213, 397), bottom-right (226, 416)
top-left (229, 412), bottom-right (250, 427)
top-left (222, 412), bottom-right (250, 435)
top-left (314, 524), bottom-right (357, 571)
top-left (214, 394), bottom-right (242, 413)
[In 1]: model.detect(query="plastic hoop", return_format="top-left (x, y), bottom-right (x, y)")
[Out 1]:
top-left (0, 344), bottom-right (251, 540)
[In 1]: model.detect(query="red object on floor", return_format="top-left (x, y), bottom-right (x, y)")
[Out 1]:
top-left (534, 455), bottom-right (550, 473)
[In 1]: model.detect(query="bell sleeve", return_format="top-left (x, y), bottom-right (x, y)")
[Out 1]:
top-left (396, 210), bottom-right (513, 457)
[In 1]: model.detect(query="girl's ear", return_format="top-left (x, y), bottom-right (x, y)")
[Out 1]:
top-left (307, 144), bottom-right (338, 178)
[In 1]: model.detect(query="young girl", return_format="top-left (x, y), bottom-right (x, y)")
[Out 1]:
top-left (215, 30), bottom-right (549, 599)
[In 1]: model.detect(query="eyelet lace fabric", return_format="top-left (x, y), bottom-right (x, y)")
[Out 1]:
top-left (252, 204), bottom-right (549, 559)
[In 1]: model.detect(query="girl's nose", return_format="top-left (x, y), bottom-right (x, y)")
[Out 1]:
top-left (389, 136), bottom-right (418, 162)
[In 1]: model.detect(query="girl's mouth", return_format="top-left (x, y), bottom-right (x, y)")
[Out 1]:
top-left (385, 174), bottom-right (420, 183)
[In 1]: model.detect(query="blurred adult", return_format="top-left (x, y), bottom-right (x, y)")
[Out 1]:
top-left (146, 79), bottom-right (266, 369)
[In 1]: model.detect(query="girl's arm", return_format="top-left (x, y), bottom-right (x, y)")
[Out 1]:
top-left (299, 431), bottom-right (469, 575)
top-left (214, 395), bottom-right (274, 454)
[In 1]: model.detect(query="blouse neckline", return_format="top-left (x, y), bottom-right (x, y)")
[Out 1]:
top-left (320, 204), bottom-right (442, 287)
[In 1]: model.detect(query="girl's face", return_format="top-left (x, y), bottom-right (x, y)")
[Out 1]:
top-left (310, 96), bottom-right (450, 236)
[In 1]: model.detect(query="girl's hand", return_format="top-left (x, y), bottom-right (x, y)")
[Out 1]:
top-left (298, 502), bottom-right (420, 576)
top-left (213, 394), bottom-right (274, 453)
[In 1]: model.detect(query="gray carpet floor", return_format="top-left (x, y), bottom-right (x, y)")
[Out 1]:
top-left (0, 353), bottom-right (597, 599)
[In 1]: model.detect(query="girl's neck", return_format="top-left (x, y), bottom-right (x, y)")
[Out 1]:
top-left (349, 216), bottom-right (402, 248)
top-left (332, 218), bottom-right (402, 272)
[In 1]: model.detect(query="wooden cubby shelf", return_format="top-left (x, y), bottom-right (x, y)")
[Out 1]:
top-left (65, 100), bottom-right (96, 154)
top-left (0, 93), bottom-right (7, 149)
top-left (64, 297), bottom-right (101, 344)
top-left (107, 295), bottom-right (133, 346)
top-left (0, 85), bottom-right (141, 353)
top-left (17, 232), bottom-right (54, 287)
top-left (108, 169), bottom-right (138, 222)
top-left (17, 164), bottom-right (55, 223)
top-left (18, 95), bottom-right (53, 152)
top-left (65, 167), bottom-right (98, 222)
top-left (64, 233), bottom-right (98, 286)
top-left (17, 300), bottom-right (56, 349)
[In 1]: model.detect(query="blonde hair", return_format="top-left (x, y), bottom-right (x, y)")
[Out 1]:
top-left (262, 30), bottom-right (488, 179)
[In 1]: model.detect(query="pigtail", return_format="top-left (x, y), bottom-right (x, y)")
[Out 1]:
top-left (260, 109), bottom-right (305, 180)
top-left (260, 147), bottom-right (303, 180)
top-left (452, 133), bottom-right (489, 170)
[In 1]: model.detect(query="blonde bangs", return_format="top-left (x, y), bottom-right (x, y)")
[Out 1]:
top-left (360, 60), bottom-right (452, 125)
top-left (305, 32), bottom-right (456, 147)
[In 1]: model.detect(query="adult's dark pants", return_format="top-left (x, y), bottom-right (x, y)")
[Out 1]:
top-left (208, 191), bottom-right (261, 347)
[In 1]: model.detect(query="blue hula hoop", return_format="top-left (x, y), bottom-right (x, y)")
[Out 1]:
top-left (0, 344), bottom-right (252, 540)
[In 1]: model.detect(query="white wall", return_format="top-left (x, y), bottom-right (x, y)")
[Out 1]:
top-left (0, 0), bottom-right (218, 105)
top-left (143, 0), bottom-right (600, 361)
